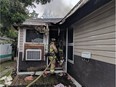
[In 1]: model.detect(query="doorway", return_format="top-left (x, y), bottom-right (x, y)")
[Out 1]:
top-left (48, 27), bottom-right (66, 71)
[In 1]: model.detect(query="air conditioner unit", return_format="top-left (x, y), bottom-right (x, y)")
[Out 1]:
top-left (26, 49), bottom-right (42, 61)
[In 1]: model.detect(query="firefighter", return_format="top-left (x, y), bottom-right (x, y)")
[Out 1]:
top-left (57, 40), bottom-right (64, 66)
top-left (58, 48), bottom-right (64, 66)
top-left (49, 38), bottom-right (58, 73)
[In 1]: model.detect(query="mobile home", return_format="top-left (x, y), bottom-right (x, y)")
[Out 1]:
top-left (17, 0), bottom-right (115, 87)
top-left (59, 0), bottom-right (115, 87)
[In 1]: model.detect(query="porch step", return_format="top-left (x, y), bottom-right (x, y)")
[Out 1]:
top-left (46, 67), bottom-right (63, 71)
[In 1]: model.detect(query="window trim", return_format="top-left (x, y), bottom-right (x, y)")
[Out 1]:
top-left (23, 29), bottom-right (44, 60)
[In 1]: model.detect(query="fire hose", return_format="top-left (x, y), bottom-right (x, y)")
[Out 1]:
top-left (26, 59), bottom-right (53, 87)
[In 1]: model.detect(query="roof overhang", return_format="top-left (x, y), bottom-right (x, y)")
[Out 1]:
top-left (22, 18), bottom-right (62, 26)
top-left (58, 0), bottom-right (112, 28)
top-left (58, 0), bottom-right (89, 25)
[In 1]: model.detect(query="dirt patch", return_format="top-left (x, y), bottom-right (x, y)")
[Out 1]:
top-left (0, 60), bottom-right (16, 72)
top-left (11, 73), bottom-right (76, 87)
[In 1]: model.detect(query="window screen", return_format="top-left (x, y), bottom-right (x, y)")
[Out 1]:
top-left (26, 29), bottom-right (43, 43)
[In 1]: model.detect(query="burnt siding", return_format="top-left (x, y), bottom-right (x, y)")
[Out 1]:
top-left (67, 55), bottom-right (115, 87)
top-left (18, 52), bottom-right (46, 72)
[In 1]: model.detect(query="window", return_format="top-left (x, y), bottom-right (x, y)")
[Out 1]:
top-left (68, 46), bottom-right (73, 60)
top-left (26, 29), bottom-right (43, 43)
top-left (67, 27), bottom-right (74, 63)
top-left (68, 28), bottom-right (73, 43)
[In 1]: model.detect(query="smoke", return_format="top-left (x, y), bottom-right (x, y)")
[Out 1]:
top-left (42, 0), bottom-right (72, 18)
top-left (27, 0), bottom-right (80, 18)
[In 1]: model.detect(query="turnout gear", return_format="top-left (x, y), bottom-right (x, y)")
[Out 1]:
top-left (49, 39), bottom-right (57, 73)
top-left (47, 38), bottom-right (65, 73)
top-left (58, 48), bottom-right (64, 66)
top-left (57, 39), bottom-right (64, 66)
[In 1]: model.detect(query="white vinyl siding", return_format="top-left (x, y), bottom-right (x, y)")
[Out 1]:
top-left (73, 1), bottom-right (115, 64)
top-left (19, 29), bottom-right (24, 52)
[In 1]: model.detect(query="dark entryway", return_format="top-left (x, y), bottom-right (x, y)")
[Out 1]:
top-left (49, 27), bottom-right (66, 70)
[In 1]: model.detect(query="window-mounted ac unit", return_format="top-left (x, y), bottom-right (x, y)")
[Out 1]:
top-left (26, 49), bottom-right (42, 61)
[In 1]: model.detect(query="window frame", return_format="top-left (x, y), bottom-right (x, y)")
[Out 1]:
top-left (67, 27), bottom-right (74, 64)
top-left (25, 29), bottom-right (44, 44)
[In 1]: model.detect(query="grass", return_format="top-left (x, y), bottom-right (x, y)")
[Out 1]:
top-left (0, 71), bottom-right (12, 84)
top-left (0, 60), bottom-right (15, 72)
top-left (0, 60), bottom-right (16, 84)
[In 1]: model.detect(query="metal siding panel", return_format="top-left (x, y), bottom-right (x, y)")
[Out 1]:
top-left (74, 6), bottom-right (114, 28)
top-left (74, 39), bottom-right (115, 45)
top-left (74, 21), bottom-right (115, 38)
top-left (73, 1), bottom-right (115, 26)
top-left (73, 51), bottom-right (115, 64)
top-left (73, 1), bottom-right (115, 64)
top-left (74, 50), bottom-right (115, 58)
top-left (74, 45), bottom-right (115, 52)
top-left (74, 21), bottom-right (115, 37)
top-left (74, 32), bottom-right (115, 42)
